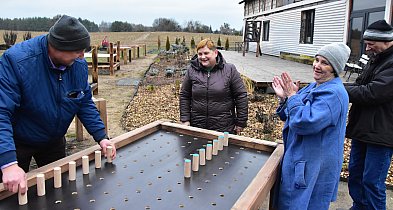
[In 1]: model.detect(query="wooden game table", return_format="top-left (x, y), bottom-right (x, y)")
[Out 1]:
top-left (0, 120), bottom-right (284, 210)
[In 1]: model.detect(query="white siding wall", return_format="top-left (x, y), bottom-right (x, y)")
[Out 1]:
top-left (254, 0), bottom-right (347, 57)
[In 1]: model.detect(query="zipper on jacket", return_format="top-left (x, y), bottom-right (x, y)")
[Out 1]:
top-left (56, 72), bottom-right (63, 137)
top-left (206, 71), bottom-right (210, 128)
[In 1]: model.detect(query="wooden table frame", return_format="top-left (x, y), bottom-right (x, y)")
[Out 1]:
top-left (0, 120), bottom-right (283, 210)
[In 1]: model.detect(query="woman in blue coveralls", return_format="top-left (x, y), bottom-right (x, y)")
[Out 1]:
top-left (272, 43), bottom-right (350, 210)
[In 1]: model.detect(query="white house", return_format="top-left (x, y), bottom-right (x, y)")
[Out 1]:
top-left (239, 0), bottom-right (393, 59)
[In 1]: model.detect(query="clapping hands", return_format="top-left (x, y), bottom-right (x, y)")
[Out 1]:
top-left (272, 72), bottom-right (299, 100)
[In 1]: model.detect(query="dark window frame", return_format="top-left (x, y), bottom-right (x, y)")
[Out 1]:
top-left (262, 20), bottom-right (270, 41)
top-left (300, 9), bottom-right (315, 44)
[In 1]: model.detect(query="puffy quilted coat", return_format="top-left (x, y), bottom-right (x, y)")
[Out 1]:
top-left (180, 51), bottom-right (248, 132)
top-left (0, 35), bottom-right (106, 167)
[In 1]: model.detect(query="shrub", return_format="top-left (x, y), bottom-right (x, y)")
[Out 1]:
top-left (3, 30), bottom-right (17, 47)
top-left (23, 31), bottom-right (32, 41)
top-left (190, 37), bottom-right (196, 49)
top-left (217, 36), bottom-right (222, 47)
top-left (157, 36), bottom-right (161, 50)
top-left (166, 36), bottom-right (170, 51)
top-left (225, 38), bottom-right (229, 50)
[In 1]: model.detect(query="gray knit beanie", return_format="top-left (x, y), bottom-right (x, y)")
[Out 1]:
top-left (47, 15), bottom-right (90, 51)
top-left (316, 43), bottom-right (351, 76)
top-left (363, 20), bottom-right (393, 41)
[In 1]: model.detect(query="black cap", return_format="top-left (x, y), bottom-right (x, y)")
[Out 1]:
top-left (47, 15), bottom-right (90, 51)
top-left (363, 20), bottom-right (393, 42)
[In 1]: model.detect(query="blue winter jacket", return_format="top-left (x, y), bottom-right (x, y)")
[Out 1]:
top-left (276, 77), bottom-right (349, 210)
top-left (0, 35), bottom-right (106, 168)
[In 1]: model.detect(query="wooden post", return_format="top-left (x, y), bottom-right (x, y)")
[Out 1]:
top-left (116, 41), bottom-right (121, 70)
top-left (92, 46), bottom-right (98, 95)
top-left (132, 46), bottom-right (136, 59)
top-left (75, 117), bottom-right (83, 141)
top-left (256, 42), bottom-right (260, 57)
top-left (137, 45), bottom-right (140, 58)
top-left (75, 98), bottom-right (107, 141)
top-left (94, 98), bottom-right (108, 134)
top-left (242, 41), bottom-right (246, 56)
top-left (144, 44), bottom-right (147, 56)
top-left (123, 48), bottom-right (128, 64)
top-left (116, 41), bottom-right (121, 62)
top-left (109, 43), bottom-right (114, 76)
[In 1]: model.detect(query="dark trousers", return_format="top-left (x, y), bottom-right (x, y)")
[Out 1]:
top-left (348, 139), bottom-right (393, 210)
top-left (1, 137), bottom-right (66, 182)
top-left (16, 137), bottom-right (67, 172)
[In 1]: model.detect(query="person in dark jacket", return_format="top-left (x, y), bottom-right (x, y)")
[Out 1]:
top-left (0, 15), bottom-right (117, 195)
top-left (272, 43), bottom-right (350, 210)
top-left (180, 38), bottom-right (248, 134)
top-left (345, 20), bottom-right (393, 210)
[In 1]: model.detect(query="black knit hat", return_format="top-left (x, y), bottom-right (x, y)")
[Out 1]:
top-left (47, 15), bottom-right (90, 51)
top-left (363, 20), bottom-right (393, 41)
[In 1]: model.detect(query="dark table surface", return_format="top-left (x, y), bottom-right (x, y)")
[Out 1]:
top-left (0, 130), bottom-right (271, 210)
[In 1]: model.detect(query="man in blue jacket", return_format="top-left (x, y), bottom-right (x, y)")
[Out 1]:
top-left (0, 15), bottom-right (116, 194)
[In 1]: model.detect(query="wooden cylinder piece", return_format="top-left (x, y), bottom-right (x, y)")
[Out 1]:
top-left (54, 167), bottom-right (62, 188)
top-left (37, 173), bottom-right (45, 196)
top-left (184, 159), bottom-right (191, 178)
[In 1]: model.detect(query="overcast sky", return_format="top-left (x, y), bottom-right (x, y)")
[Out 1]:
top-left (1, 0), bottom-right (245, 30)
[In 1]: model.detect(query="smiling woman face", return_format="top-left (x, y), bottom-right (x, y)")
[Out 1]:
top-left (313, 55), bottom-right (335, 84)
top-left (197, 46), bottom-right (218, 68)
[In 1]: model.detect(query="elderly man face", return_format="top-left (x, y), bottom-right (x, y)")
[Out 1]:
top-left (364, 40), bottom-right (391, 55)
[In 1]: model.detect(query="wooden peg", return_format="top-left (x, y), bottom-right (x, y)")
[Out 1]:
top-left (199, 149), bottom-right (206, 166)
top-left (95, 150), bottom-right (102, 168)
top-left (206, 144), bottom-right (213, 160)
top-left (36, 173), bottom-right (45, 196)
top-left (69, 161), bottom-right (76, 181)
top-left (107, 146), bottom-right (113, 163)
top-left (223, 132), bottom-right (229, 146)
top-left (18, 186), bottom-right (28, 205)
top-left (192, 154), bottom-right (199, 172)
top-left (218, 136), bottom-right (224, 151)
top-left (184, 159), bottom-right (191, 178)
top-left (82, 156), bottom-right (89, 174)
top-left (54, 167), bottom-right (62, 188)
top-left (212, 140), bottom-right (219, 155)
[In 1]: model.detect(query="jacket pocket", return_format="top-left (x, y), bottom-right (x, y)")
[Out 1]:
top-left (294, 161), bottom-right (307, 189)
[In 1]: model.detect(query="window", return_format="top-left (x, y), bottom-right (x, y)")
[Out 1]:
top-left (263, 21), bottom-right (270, 41)
top-left (300, 9), bottom-right (315, 44)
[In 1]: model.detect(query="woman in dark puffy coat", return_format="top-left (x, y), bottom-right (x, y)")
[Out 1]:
top-left (180, 38), bottom-right (248, 134)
